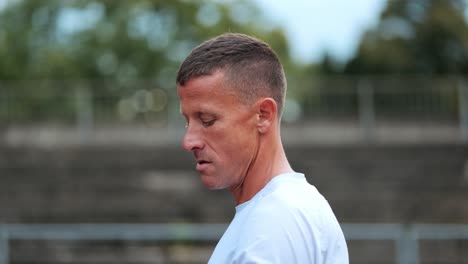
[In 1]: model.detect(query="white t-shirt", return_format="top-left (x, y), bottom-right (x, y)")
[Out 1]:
top-left (208, 172), bottom-right (348, 264)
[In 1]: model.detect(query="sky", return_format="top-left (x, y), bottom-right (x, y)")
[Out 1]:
top-left (254, 0), bottom-right (388, 64)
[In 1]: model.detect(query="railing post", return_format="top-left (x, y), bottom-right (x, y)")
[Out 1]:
top-left (397, 224), bottom-right (419, 264)
top-left (167, 90), bottom-right (185, 143)
top-left (75, 85), bottom-right (93, 143)
top-left (358, 79), bottom-right (376, 143)
top-left (0, 224), bottom-right (9, 264)
top-left (458, 78), bottom-right (468, 142)
top-left (0, 84), bottom-right (10, 123)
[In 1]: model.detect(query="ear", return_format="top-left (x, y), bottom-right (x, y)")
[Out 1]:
top-left (256, 98), bottom-right (277, 134)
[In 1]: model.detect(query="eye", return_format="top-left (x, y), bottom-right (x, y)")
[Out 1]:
top-left (202, 119), bottom-right (216, 127)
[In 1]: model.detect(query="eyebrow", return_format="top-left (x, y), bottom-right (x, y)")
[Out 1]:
top-left (197, 111), bottom-right (216, 118)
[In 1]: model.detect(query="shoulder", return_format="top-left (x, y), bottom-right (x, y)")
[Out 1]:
top-left (230, 175), bottom-right (348, 263)
top-left (249, 175), bottom-right (333, 228)
top-left (230, 179), bottom-right (326, 261)
top-left (246, 181), bottom-right (336, 239)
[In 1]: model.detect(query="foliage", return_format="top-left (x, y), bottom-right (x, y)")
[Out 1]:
top-left (0, 0), bottom-right (303, 121)
top-left (341, 0), bottom-right (468, 75)
top-left (2, 0), bottom-right (466, 122)
top-left (310, 0), bottom-right (467, 118)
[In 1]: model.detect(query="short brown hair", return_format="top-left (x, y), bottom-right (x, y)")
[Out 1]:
top-left (176, 33), bottom-right (287, 116)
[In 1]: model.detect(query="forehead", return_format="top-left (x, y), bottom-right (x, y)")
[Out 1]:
top-left (177, 71), bottom-right (240, 108)
top-left (177, 72), bottom-right (237, 100)
top-left (178, 72), bottom-right (224, 97)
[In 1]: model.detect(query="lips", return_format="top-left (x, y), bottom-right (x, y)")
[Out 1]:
top-left (196, 161), bottom-right (212, 171)
top-left (195, 157), bottom-right (212, 171)
top-left (193, 150), bottom-right (212, 171)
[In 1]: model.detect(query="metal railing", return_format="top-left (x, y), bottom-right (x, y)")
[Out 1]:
top-left (0, 77), bottom-right (466, 142)
top-left (1, 223), bottom-right (468, 264)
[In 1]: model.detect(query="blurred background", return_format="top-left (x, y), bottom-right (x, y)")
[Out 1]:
top-left (0, 0), bottom-right (468, 263)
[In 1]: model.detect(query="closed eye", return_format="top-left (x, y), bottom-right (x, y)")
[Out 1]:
top-left (202, 119), bottom-right (216, 127)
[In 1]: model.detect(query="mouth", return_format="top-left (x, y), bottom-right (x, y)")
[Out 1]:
top-left (195, 159), bottom-right (212, 171)
top-left (195, 156), bottom-right (211, 164)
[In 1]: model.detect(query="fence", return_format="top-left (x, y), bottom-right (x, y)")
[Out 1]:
top-left (0, 77), bottom-right (467, 142)
top-left (0, 223), bottom-right (468, 264)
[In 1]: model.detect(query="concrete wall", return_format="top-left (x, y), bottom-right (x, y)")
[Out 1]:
top-left (1, 143), bottom-right (468, 263)
top-left (1, 144), bottom-right (467, 224)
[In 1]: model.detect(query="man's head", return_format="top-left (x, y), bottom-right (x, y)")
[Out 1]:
top-left (176, 33), bottom-right (287, 191)
top-left (176, 33), bottom-right (287, 117)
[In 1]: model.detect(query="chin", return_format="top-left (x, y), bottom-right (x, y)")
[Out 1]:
top-left (200, 174), bottom-right (225, 190)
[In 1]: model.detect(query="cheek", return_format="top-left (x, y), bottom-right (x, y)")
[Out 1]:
top-left (221, 129), bottom-right (257, 163)
top-left (209, 118), bottom-right (257, 163)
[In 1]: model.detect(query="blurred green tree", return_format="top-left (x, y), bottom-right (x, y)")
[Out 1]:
top-left (0, 0), bottom-right (302, 122)
top-left (313, 0), bottom-right (467, 119)
top-left (341, 0), bottom-right (468, 75)
top-left (0, 0), bottom-right (295, 79)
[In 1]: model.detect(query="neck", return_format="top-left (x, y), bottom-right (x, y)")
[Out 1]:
top-left (230, 128), bottom-right (293, 205)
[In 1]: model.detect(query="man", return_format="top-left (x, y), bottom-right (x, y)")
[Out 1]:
top-left (176, 33), bottom-right (348, 263)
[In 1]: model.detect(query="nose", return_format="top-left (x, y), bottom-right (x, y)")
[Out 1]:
top-left (182, 125), bottom-right (204, 151)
